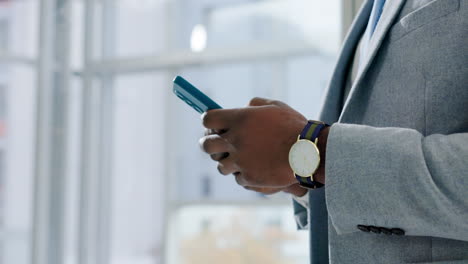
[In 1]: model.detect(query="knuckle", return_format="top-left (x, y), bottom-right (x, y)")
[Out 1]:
top-left (270, 99), bottom-right (281, 106)
top-left (204, 129), bottom-right (212, 136)
top-left (201, 112), bottom-right (212, 128)
top-left (248, 97), bottom-right (263, 106)
top-left (222, 132), bottom-right (236, 148)
top-left (210, 153), bottom-right (221, 161)
top-left (204, 137), bottom-right (214, 150)
top-left (200, 135), bottom-right (226, 154)
top-left (217, 164), bottom-right (229, 176)
top-left (242, 173), bottom-right (258, 186)
top-left (198, 136), bottom-right (210, 152)
top-left (211, 152), bottom-right (229, 161)
top-left (234, 174), bottom-right (244, 186)
top-left (243, 174), bottom-right (252, 183)
top-left (235, 173), bottom-right (250, 187)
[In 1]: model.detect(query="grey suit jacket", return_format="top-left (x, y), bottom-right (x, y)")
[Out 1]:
top-left (293, 0), bottom-right (468, 263)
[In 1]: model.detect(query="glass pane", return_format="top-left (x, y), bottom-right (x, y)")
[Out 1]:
top-left (0, 2), bottom-right (38, 264)
top-left (166, 205), bottom-right (308, 264)
top-left (0, 65), bottom-right (36, 264)
top-left (0, 0), bottom-right (38, 57)
top-left (0, 19), bottom-right (8, 51)
top-left (70, 1), bottom-right (84, 70)
top-left (110, 73), bottom-right (168, 264)
top-left (109, 0), bottom-right (341, 57)
top-left (286, 55), bottom-right (337, 119)
top-left (64, 77), bottom-right (83, 264)
top-left (208, 0), bottom-right (341, 54)
top-left (112, 0), bottom-right (169, 58)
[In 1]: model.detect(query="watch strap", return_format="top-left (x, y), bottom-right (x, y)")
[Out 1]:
top-left (300, 121), bottom-right (327, 141)
top-left (296, 120), bottom-right (328, 189)
top-left (296, 175), bottom-right (325, 189)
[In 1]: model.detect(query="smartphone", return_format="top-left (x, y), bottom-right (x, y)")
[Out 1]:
top-left (173, 76), bottom-right (222, 114)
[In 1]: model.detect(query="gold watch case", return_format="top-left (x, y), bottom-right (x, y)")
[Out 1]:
top-left (288, 135), bottom-right (320, 178)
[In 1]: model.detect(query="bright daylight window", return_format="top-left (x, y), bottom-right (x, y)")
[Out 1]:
top-left (0, 0), bottom-right (348, 263)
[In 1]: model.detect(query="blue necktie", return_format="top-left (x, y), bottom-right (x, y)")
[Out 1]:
top-left (359, 0), bottom-right (387, 70)
top-left (368, 0), bottom-right (387, 35)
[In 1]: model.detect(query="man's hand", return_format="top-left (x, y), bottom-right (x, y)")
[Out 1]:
top-left (247, 183), bottom-right (309, 196)
top-left (199, 97), bottom-right (328, 196)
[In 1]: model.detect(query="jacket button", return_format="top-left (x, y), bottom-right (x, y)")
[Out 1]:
top-left (380, 227), bottom-right (393, 235)
top-left (369, 226), bottom-right (381, 234)
top-left (391, 228), bottom-right (405, 236)
top-left (357, 225), bottom-right (370, 232)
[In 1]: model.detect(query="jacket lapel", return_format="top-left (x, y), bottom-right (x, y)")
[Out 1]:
top-left (318, 0), bottom-right (373, 124)
top-left (340, 0), bottom-right (406, 120)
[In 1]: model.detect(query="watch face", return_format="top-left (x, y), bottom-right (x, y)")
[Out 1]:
top-left (289, 139), bottom-right (320, 177)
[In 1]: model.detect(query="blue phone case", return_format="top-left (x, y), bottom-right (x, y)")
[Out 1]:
top-left (173, 76), bottom-right (222, 114)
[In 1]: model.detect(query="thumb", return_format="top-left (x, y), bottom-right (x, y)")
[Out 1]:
top-left (248, 97), bottom-right (286, 107)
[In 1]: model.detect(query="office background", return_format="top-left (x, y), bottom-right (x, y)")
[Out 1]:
top-left (0, 0), bottom-right (363, 263)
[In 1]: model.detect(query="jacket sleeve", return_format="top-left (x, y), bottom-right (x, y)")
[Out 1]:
top-left (325, 123), bottom-right (468, 241)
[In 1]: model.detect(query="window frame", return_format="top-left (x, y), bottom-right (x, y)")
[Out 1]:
top-left (0, 0), bottom-right (363, 263)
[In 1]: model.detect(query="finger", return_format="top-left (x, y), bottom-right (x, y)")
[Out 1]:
top-left (217, 156), bottom-right (239, 176)
top-left (199, 135), bottom-right (230, 155)
top-left (204, 129), bottom-right (215, 136)
top-left (234, 172), bottom-right (248, 186)
top-left (248, 97), bottom-right (286, 107)
top-left (204, 128), bottom-right (226, 136)
top-left (243, 186), bottom-right (281, 195)
top-left (201, 109), bottom-right (239, 130)
top-left (210, 152), bottom-right (229, 162)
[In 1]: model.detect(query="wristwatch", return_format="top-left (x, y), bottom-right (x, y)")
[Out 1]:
top-left (288, 120), bottom-right (328, 189)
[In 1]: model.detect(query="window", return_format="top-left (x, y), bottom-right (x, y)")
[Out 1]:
top-left (0, 84), bottom-right (5, 120)
top-left (0, 85), bottom-right (4, 262)
top-left (0, 1), bottom-right (38, 263)
top-left (0, 0), bottom-right (360, 263)
top-left (0, 65), bottom-right (36, 264)
top-left (0, 20), bottom-right (8, 51)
